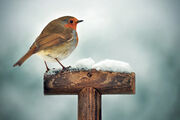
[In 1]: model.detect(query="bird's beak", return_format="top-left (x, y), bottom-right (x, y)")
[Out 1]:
top-left (77, 20), bottom-right (83, 23)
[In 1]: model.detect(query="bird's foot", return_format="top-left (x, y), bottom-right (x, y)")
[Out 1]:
top-left (45, 68), bottom-right (50, 73)
top-left (62, 66), bottom-right (71, 71)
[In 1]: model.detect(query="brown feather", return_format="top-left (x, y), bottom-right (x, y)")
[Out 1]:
top-left (13, 16), bottom-right (76, 67)
top-left (13, 45), bottom-right (36, 67)
top-left (35, 33), bottom-right (73, 52)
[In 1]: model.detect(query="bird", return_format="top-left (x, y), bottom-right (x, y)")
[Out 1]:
top-left (13, 16), bottom-right (83, 71)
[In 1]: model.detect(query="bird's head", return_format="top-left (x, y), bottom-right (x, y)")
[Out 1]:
top-left (58, 16), bottom-right (83, 30)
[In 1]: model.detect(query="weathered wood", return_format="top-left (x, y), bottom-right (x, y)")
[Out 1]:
top-left (78, 87), bottom-right (101, 120)
top-left (44, 68), bottom-right (135, 120)
top-left (44, 69), bottom-right (135, 95)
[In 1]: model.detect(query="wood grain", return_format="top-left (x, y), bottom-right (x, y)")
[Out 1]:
top-left (78, 87), bottom-right (101, 120)
top-left (44, 69), bottom-right (135, 95)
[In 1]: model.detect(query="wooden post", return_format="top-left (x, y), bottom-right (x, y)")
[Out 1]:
top-left (44, 69), bottom-right (135, 120)
top-left (78, 87), bottom-right (101, 120)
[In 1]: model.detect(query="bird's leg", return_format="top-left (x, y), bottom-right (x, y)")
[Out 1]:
top-left (44, 61), bottom-right (50, 72)
top-left (55, 58), bottom-right (66, 70)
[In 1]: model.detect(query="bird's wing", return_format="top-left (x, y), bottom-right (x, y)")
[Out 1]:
top-left (30, 33), bottom-right (73, 53)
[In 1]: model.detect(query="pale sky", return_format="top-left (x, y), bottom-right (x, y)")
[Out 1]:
top-left (0, 0), bottom-right (180, 120)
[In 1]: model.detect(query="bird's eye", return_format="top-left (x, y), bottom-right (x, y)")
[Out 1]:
top-left (70, 20), bottom-right (73, 23)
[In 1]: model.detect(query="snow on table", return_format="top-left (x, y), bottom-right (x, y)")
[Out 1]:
top-left (92, 59), bottom-right (133, 73)
top-left (73, 58), bottom-right (95, 69)
top-left (74, 58), bottom-right (133, 73)
top-left (45, 58), bottom-right (134, 75)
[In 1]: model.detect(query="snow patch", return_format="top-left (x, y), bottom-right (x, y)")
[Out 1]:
top-left (45, 58), bottom-right (134, 75)
top-left (73, 58), bottom-right (133, 73)
top-left (92, 59), bottom-right (133, 73)
top-left (73, 58), bottom-right (95, 70)
top-left (45, 68), bottom-right (61, 75)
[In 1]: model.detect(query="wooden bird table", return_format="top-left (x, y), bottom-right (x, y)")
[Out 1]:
top-left (44, 68), bottom-right (135, 120)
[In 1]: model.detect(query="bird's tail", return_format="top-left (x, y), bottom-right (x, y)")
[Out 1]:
top-left (13, 46), bottom-right (36, 67)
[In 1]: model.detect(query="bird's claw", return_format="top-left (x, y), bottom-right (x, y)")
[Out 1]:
top-left (46, 68), bottom-right (50, 73)
top-left (62, 66), bottom-right (71, 71)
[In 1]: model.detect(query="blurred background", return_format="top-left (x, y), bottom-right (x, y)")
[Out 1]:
top-left (0, 0), bottom-right (179, 120)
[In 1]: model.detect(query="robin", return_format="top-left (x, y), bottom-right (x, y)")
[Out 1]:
top-left (13, 16), bottom-right (83, 71)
